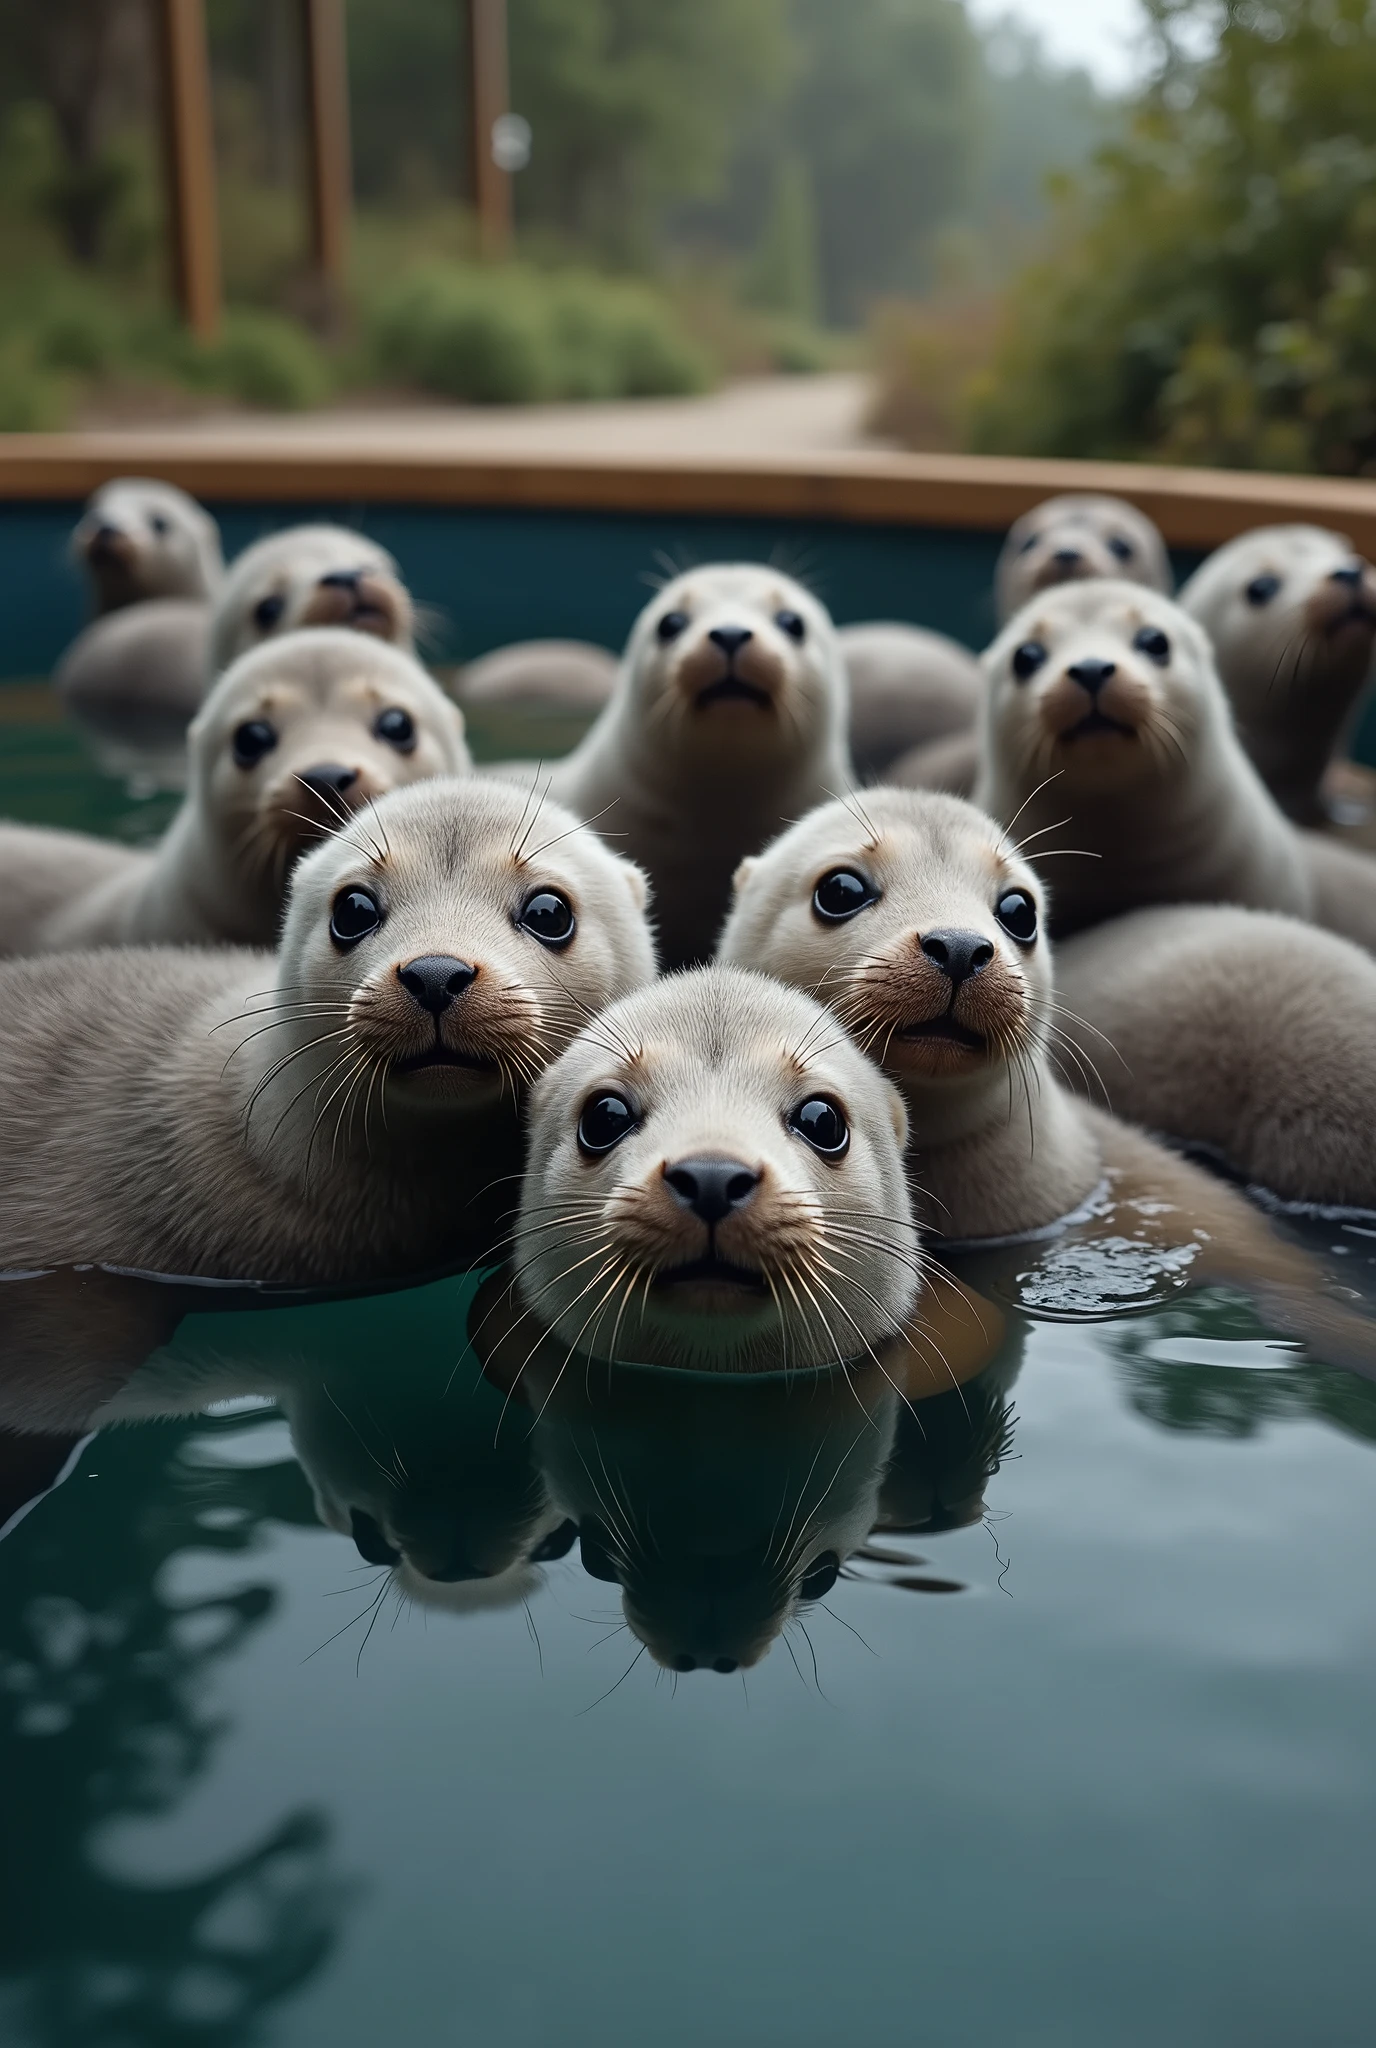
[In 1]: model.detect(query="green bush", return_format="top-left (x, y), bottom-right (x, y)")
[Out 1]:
top-left (0, 337), bottom-right (69, 430)
top-left (179, 310), bottom-right (333, 410)
top-left (31, 289), bottom-right (127, 376)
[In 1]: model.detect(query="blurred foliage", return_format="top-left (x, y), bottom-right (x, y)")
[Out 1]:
top-left (967, 0), bottom-right (1376, 473)
top-left (865, 295), bottom-right (1003, 448)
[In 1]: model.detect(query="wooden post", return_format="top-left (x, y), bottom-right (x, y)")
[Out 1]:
top-left (301, 0), bottom-right (352, 309)
top-left (151, 0), bottom-right (221, 338)
top-left (466, 0), bottom-right (513, 259)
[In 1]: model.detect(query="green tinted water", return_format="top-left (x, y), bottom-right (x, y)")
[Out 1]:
top-left (2, 692), bottom-right (1375, 2048)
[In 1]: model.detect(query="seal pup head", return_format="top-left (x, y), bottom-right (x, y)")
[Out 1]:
top-left (72, 477), bottom-right (223, 612)
top-left (720, 789), bottom-right (1054, 1147)
top-left (516, 965), bottom-right (917, 1374)
top-left (210, 524), bottom-right (415, 675)
top-left (261, 774), bottom-right (656, 1137)
top-left (1179, 524), bottom-right (1376, 804)
top-left (617, 564), bottom-right (847, 764)
top-left (188, 628), bottom-right (470, 901)
top-left (996, 494), bottom-right (1172, 622)
top-left (983, 579), bottom-right (1224, 800)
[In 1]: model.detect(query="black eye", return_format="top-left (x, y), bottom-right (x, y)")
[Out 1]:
top-left (1107, 534), bottom-right (1134, 562)
top-left (253, 592), bottom-right (286, 632)
top-left (788, 1096), bottom-right (849, 1158)
top-left (1016, 532), bottom-right (1039, 555)
top-left (1011, 641), bottom-right (1047, 680)
top-left (1132, 625), bottom-right (1171, 665)
top-left (798, 1552), bottom-right (840, 1601)
top-left (775, 608), bottom-right (806, 641)
top-left (149, 512), bottom-right (170, 538)
top-left (656, 610), bottom-right (689, 643)
top-left (518, 888), bottom-right (576, 947)
top-left (373, 706), bottom-right (415, 752)
top-left (231, 719), bottom-right (277, 768)
top-left (578, 1092), bottom-right (638, 1156)
top-left (1246, 573), bottom-right (1281, 607)
top-left (812, 868), bottom-right (878, 922)
top-left (329, 887), bottom-right (383, 947)
top-left (995, 889), bottom-right (1037, 943)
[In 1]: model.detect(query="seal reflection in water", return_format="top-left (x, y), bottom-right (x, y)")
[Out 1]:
top-left (0, 777), bottom-right (655, 1283)
top-left (520, 565), bottom-right (852, 968)
top-left (0, 630), bottom-right (470, 957)
top-left (208, 524), bottom-right (416, 676)
top-left (974, 578), bottom-right (1376, 955)
top-left (514, 966), bottom-right (919, 1374)
top-left (719, 788), bottom-right (1376, 1373)
top-left (1179, 524), bottom-right (1376, 826)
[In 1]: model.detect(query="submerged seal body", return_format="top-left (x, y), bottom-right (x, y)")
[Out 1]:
top-left (209, 524), bottom-right (416, 676)
top-left (0, 631), bottom-right (470, 956)
top-left (533, 566), bottom-right (853, 968)
top-left (515, 965), bottom-right (918, 1373)
top-left (835, 622), bottom-right (983, 783)
top-left (0, 777), bottom-right (656, 1283)
top-left (995, 494), bottom-right (1172, 623)
top-left (1179, 524), bottom-right (1376, 825)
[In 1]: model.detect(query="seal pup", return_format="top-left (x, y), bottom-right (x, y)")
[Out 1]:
top-left (522, 565), bottom-right (852, 968)
top-left (209, 524), bottom-right (415, 676)
top-left (56, 478), bottom-right (225, 767)
top-left (1055, 904), bottom-right (1376, 1210)
top-left (717, 789), bottom-right (1376, 1371)
top-left (515, 965), bottom-right (919, 1374)
top-left (0, 631), bottom-right (471, 957)
top-left (976, 578), bottom-right (1376, 949)
top-left (0, 777), bottom-right (656, 1283)
top-left (996, 493), bottom-right (1172, 622)
top-left (835, 622), bottom-right (983, 782)
top-left (1179, 524), bottom-right (1376, 825)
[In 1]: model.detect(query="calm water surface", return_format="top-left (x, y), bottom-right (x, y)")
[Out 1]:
top-left (2, 691), bottom-right (1374, 2048)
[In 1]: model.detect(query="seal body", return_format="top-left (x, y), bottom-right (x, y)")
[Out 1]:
top-left (1056, 904), bottom-right (1376, 1209)
top-left (836, 622), bottom-right (982, 782)
top-left (537, 565), bottom-right (853, 968)
top-left (1179, 524), bottom-right (1376, 825)
top-left (974, 580), bottom-right (1312, 935)
top-left (886, 726), bottom-right (980, 799)
top-left (455, 639), bottom-right (617, 716)
top-left (995, 493), bottom-right (1172, 623)
top-left (0, 777), bottom-right (656, 1283)
top-left (1, 631), bottom-right (470, 956)
top-left (516, 965), bottom-right (918, 1373)
top-left (209, 524), bottom-right (416, 676)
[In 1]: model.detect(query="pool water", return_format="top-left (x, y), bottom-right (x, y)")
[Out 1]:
top-left (2, 691), bottom-right (1375, 2048)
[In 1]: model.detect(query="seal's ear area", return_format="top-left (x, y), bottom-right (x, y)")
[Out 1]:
top-left (882, 1078), bottom-right (909, 1153)
top-left (617, 857), bottom-right (653, 914)
top-left (579, 1524), bottom-right (622, 1583)
top-left (731, 855), bottom-right (758, 901)
top-left (528, 1517), bottom-right (578, 1564)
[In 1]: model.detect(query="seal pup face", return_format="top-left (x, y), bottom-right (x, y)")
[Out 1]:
top-left (516, 966), bottom-right (917, 1374)
top-left (1180, 523), bottom-right (1376, 703)
top-left (210, 524), bottom-right (414, 675)
top-left (271, 776), bottom-right (655, 1123)
top-left (620, 564), bottom-right (845, 757)
top-left (720, 790), bottom-right (1052, 1134)
top-left (190, 628), bottom-right (470, 896)
top-left (985, 580), bottom-right (1220, 798)
top-left (997, 494), bottom-right (1172, 622)
top-left (72, 477), bottom-right (223, 611)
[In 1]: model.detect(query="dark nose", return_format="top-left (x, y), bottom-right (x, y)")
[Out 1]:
top-left (1330, 562), bottom-right (1365, 587)
top-left (708, 625), bottom-right (754, 658)
top-left (672, 1654), bottom-right (697, 1672)
top-left (91, 523), bottom-right (123, 549)
top-left (1066, 657), bottom-right (1116, 695)
top-left (920, 928), bottom-right (995, 985)
top-left (713, 1658), bottom-right (739, 1674)
top-left (663, 1155), bottom-right (761, 1226)
top-left (318, 567), bottom-right (363, 590)
top-left (1053, 547), bottom-right (1082, 568)
top-left (397, 955), bottom-right (477, 1016)
top-left (422, 1557), bottom-right (490, 1584)
top-left (298, 763), bottom-right (359, 801)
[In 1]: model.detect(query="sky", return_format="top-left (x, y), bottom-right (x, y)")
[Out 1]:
top-left (966, 0), bottom-right (1150, 91)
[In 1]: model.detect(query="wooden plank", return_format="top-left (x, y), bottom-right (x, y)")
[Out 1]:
top-left (151, 0), bottom-right (222, 339)
top-left (5, 434), bottom-right (1376, 551)
top-left (465, 0), bottom-right (513, 259)
top-left (301, 0), bottom-right (352, 301)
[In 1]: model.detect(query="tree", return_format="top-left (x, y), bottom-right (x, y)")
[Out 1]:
top-left (0, 0), bottom-right (145, 264)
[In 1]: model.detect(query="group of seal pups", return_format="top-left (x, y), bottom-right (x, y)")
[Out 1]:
top-left (4, 479), bottom-right (1376, 1390)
